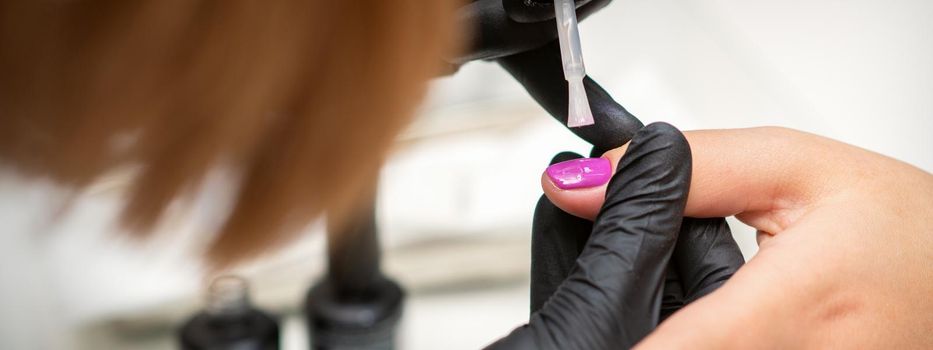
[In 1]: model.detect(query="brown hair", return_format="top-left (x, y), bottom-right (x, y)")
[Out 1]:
top-left (0, 0), bottom-right (460, 266)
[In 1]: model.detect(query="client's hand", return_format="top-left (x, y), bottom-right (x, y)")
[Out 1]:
top-left (488, 122), bottom-right (743, 349)
top-left (542, 126), bottom-right (933, 348)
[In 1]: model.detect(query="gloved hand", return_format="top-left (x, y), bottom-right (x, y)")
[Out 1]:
top-left (458, 6), bottom-right (745, 347)
top-left (486, 123), bottom-right (745, 349)
top-left (454, 0), bottom-right (612, 63)
top-left (530, 153), bottom-right (744, 322)
top-left (454, 0), bottom-right (640, 155)
top-left (541, 127), bottom-right (933, 348)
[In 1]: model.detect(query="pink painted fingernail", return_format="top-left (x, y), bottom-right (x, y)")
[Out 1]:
top-left (545, 157), bottom-right (612, 190)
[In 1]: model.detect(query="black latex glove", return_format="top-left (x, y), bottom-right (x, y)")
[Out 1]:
top-left (455, 0), bottom-right (612, 63)
top-left (531, 195), bottom-right (745, 323)
top-left (454, 0), bottom-right (640, 155)
top-left (498, 42), bottom-right (642, 155)
top-left (485, 123), bottom-right (726, 349)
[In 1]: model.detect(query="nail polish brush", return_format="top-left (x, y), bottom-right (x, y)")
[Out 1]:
top-left (554, 0), bottom-right (594, 128)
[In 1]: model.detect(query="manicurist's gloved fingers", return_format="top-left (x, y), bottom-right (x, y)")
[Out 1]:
top-left (661, 220), bottom-right (745, 320)
top-left (488, 122), bottom-right (692, 349)
top-left (498, 41), bottom-right (643, 154)
top-left (531, 152), bottom-right (708, 321)
top-left (659, 265), bottom-right (686, 322)
top-left (530, 152), bottom-right (592, 313)
top-left (503, 0), bottom-right (611, 23)
top-left (672, 218), bottom-right (745, 304)
top-left (455, 0), bottom-right (612, 62)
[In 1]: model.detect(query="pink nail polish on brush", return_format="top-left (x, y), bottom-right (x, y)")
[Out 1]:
top-left (545, 157), bottom-right (612, 190)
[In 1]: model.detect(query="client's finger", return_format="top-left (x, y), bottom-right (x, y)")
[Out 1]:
top-left (542, 127), bottom-right (843, 222)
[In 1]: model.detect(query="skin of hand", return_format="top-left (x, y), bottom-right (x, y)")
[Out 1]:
top-left (542, 126), bottom-right (933, 348)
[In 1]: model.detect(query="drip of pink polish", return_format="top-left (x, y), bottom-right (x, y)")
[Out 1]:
top-left (545, 157), bottom-right (612, 190)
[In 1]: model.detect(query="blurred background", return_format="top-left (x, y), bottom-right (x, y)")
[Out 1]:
top-left (1, 0), bottom-right (931, 349)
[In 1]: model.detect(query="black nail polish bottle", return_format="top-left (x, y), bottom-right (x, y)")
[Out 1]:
top-left (179, 275), bottom-right (280, 350)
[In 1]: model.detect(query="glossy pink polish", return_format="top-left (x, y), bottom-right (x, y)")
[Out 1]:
top-left (545, 157), bottom-right (612, 190)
